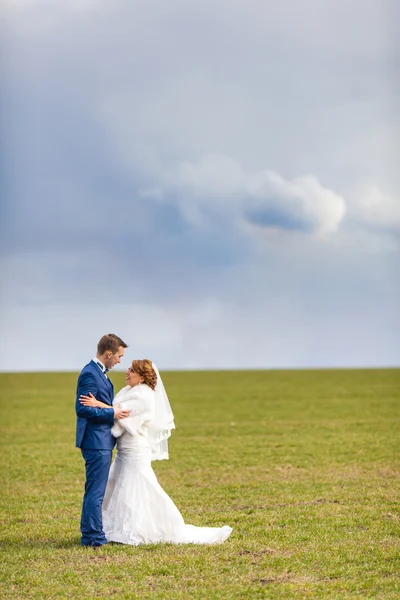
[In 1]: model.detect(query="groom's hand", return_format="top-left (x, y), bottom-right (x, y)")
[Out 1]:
top-left (114, 404), bottom-right (130, 420)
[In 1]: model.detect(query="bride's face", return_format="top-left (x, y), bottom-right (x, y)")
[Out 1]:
top-left (126, 367), bottom-right (143, 387)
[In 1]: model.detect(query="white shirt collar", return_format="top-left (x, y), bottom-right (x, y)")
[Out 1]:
top-left (93, 357), bottom-right (107, 374)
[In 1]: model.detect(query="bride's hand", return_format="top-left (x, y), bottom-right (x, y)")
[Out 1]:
top-left (80, 393), bottom-right (109, 408)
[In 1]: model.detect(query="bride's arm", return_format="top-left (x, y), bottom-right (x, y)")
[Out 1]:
top-left (80, 393), bottom-right (109, 409)
top-left (75, 373), bottom-right (114, 424)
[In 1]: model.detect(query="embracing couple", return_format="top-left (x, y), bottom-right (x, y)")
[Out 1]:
top-left (75, 333), bottom-right (232, 548)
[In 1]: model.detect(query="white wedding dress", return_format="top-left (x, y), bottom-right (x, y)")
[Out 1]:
top-left (102, 384), bottom-right (232, 545)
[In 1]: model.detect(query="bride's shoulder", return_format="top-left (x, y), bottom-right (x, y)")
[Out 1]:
top-left (114, 385), bottom-right (136, 401)
top-left (115, 384), bottom-right (154, 402)
top-left (115, 385), bottom-right (131, 394)
top-left (136, 383), bottom-right (155, 400)
top-left (128, 384), bottom-right (155, 406)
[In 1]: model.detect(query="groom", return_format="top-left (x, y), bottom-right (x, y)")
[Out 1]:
top-left (75, 333), bottom-right (130, 547)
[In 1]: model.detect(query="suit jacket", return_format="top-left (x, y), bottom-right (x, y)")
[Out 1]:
top-left (75, 360), bottom-right (116, 450)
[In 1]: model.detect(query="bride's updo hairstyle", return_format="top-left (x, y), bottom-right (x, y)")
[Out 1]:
top-left (132, 359), bottom-right (157, 391)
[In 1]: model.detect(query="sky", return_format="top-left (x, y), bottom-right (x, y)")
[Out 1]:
top-left (1, 0), bottom-right (399, 371)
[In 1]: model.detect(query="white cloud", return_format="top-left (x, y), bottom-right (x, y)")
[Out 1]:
top-left (142, 153), bottom-right (346, 235)
top-left (249, 171), bottom-right (346, 235)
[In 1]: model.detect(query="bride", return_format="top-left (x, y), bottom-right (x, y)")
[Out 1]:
top-left (80, 359), bottom-right (232, 545)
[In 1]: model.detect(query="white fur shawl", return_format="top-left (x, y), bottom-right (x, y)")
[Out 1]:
top-left (111, 384), bottom-right (155, 438)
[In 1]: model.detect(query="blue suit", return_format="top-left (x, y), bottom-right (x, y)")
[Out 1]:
top-left (75, 360), bottom-right (115, 546)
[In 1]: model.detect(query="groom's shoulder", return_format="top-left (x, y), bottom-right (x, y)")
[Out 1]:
top-left (79, 361), bottom-right (97, 379)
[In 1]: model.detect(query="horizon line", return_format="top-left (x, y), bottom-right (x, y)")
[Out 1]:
top-left (0, 365), bottom-right (399, 375)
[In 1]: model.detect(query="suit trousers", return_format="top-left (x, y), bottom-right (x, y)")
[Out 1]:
top-left (80, 449), bottom-right (112, 546)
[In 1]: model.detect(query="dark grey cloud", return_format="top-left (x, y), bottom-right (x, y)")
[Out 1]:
top-left (245, 204), bottom-right (314, 232)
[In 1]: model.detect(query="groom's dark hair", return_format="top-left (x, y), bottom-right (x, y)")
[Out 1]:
top-left (97, 334), bottom-right (128, 355)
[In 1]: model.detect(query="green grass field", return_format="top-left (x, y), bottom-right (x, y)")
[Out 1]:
top-left (0, 369), bottom-right (399, 599)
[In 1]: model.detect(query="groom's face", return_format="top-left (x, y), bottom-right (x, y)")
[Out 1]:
top-left (104, 345), bottom-right (125, 370)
